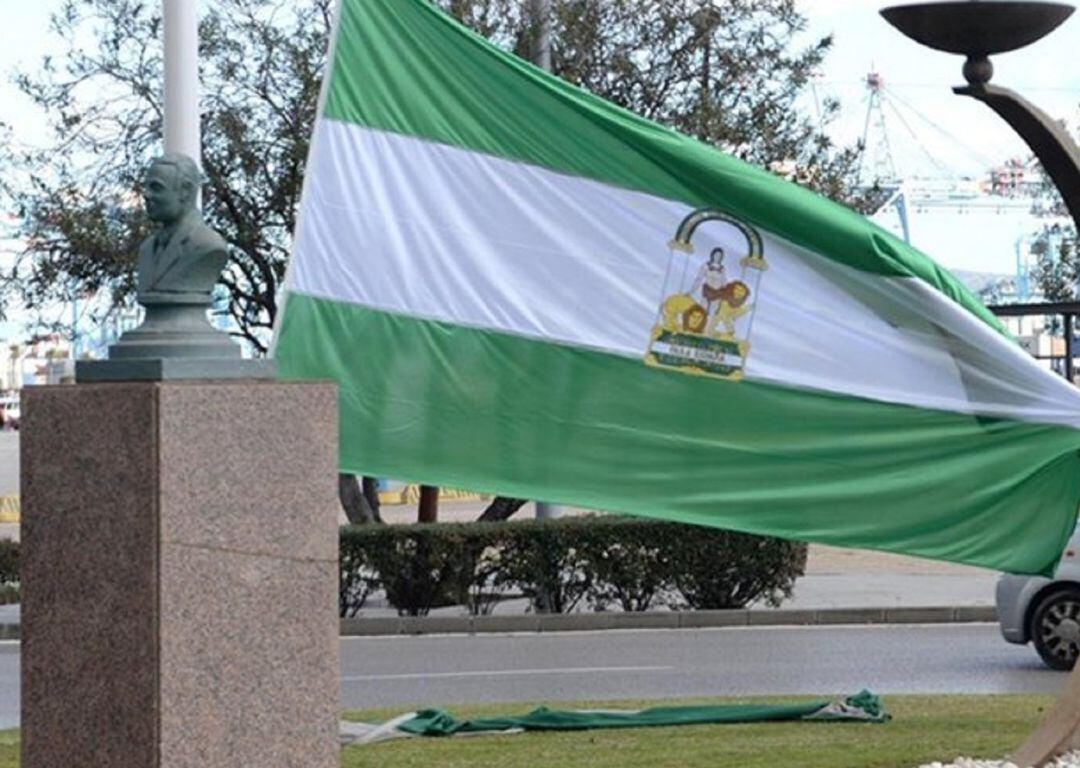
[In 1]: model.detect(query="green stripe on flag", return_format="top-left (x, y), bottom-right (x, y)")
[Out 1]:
top-left (323, 0), bottom-right (1000, 333)
top-left (276, 292), bottom-right (1080, 575)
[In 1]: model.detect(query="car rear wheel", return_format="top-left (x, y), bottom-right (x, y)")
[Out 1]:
top-left (1032, 588), bottom-right (1080, 670)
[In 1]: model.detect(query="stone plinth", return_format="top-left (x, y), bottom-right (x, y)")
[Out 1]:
top-left (20, 380), bottom-right (339, 768)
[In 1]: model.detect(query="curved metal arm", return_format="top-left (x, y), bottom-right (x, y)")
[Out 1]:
top-left (955, 82), bottom-right (1080, 229)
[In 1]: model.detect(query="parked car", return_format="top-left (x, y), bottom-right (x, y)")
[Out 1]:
top-left (0, 396), bottom-right (18, 431)
top-left (997, 522), bottom-right (1080, 669)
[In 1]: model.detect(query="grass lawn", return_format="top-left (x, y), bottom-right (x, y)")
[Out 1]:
top-left (0, 695), bottom-right (1057, 767)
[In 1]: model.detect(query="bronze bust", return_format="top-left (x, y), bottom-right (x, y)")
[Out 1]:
top-left (136, 153), bottom-right (229, 306)
top-left (75, 151), bottom-right (275, 380)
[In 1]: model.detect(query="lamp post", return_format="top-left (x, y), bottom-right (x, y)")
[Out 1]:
top-left (880, 2), bottom-right (1079, 226)
top-left (882, 2), bottom-right (1079, 378)
top-left (880, 4), bottom-right (1078, 765)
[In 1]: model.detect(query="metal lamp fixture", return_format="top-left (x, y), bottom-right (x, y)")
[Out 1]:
top-left (879, 1), bottom-right (1080, 226)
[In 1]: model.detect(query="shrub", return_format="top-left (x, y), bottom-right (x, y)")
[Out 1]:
top-left (457, 532), bottom-right (513, 616)
top-left (338, 530), bottom-right (376, 618)
top-left (582, 520), bottom-right (673, 612)
top-left (357, 525), bottom-right (466, 617)
top-left (667, 529), bottom-right (807, 609)
top-left (0, 539), bottom-right (17, 586)
top-left (337, 518), bottom-right (806, 616)
top-left (496, 520), bottom-right (593, 614)
top-left (340, 523), bottom-right (515, 617)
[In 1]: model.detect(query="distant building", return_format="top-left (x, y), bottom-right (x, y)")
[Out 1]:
top-left (987, 157), bottom-right (1043, 198)
top-left (1, 334), bottom-right (74, 388)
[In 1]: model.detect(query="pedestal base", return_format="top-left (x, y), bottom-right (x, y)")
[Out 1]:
top-left (20, 380), bottom-right (339, 768)
top-left (76, 357), bottom-right (277, 382)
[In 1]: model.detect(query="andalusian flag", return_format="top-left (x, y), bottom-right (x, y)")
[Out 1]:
top-left (275, 0), bottom-right (1080, 575)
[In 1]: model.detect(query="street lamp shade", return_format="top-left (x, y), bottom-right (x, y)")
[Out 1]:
top-left (880, 1), bottom-right (1074, 57)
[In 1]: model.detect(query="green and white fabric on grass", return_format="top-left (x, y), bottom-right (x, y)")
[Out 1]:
top-left (274, 0), bottom-right (1080, 575)
top-left (338, 692), bottom-right (889, 745)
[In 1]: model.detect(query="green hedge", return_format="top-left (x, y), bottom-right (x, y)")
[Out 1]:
top-left (0, 523), bottom-right (808, 617)
top-left (0, 540), bottom-right (16, 585)
top-left (0, 539), bottom-right (17, 605)
top-left (340, 517), bottom-right (806, 617)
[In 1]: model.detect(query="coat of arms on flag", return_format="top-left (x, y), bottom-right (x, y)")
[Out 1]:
top-left (646, 208), bottom-right (768, 380)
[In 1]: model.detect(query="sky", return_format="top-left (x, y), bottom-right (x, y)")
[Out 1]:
top-left (798, 0), bottom-right (1079, 276)
top-left (0, 0), bottom-right (1078, 340)
top-left (800, 0), bottom-right (1080, 176)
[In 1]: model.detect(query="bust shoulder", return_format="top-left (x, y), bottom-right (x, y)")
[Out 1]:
top-left (137, 209), bottom-right (231, 304)
top-left (178, 214), bottom-right (228, 256)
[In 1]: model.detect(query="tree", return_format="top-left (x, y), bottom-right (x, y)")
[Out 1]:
top-left (337, 473), bottom-right (382, 525)
top-left (2, 0), bottom-right (868, 520)
top-left (1028, 112), bottom-right (1079, 303)
top-left (1030, 225), bottom-right (1080, 303)
top-left (1, 0), bottom-right (331, 352)
top-left (1016, 110), bottom-right (1078, 382)
top-left (445, 0), bottom-right (869, 206)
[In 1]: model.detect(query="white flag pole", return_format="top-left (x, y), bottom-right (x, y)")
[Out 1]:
top-left (163, 0), bottom-right (202, 201)
top-left (529, 0), bottom-right (563, 522)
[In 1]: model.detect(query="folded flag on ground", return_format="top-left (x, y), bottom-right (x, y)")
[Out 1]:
top-left (338, 691), bottom-right (889, 745)
top-left (274, 0), bottom-right (1080, 576)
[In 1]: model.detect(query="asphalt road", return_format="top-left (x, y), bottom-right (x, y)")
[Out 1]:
top-left (0, 623), bottom-right (1067, 729)
top-left (338, 624), bottom-right (1064, 711)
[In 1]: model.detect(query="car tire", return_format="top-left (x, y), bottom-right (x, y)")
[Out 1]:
top-left (1031, 588), bottom-right (1080, 670)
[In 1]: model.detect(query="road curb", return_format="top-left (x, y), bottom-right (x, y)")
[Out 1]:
top-left (338, 605), bottom-right (998, 637)
top-left (0, 606), bottom-right (998, 641)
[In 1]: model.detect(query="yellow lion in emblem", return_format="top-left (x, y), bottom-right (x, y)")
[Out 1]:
top-left (659, 281), bottom-right (751, 339)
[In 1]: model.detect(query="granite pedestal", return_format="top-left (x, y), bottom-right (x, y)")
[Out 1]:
top-left (20, 380), bottom-right (339, 768)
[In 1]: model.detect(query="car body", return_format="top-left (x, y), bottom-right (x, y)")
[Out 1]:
top-left (997, 522), bottom-right (1080, 669)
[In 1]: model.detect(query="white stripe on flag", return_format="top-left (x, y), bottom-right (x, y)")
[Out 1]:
top-left (287, 120), bottom-right (1080, 428)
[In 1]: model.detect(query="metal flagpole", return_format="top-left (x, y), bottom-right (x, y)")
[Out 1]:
top-left (163, 0), bottom-right (202, 203)
top-left (529, 0), bottom-right (562, 522)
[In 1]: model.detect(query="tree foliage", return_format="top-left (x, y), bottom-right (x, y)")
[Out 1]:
top-left (1028, 113), bottom-right (1079, 303)
top-left (1, 0), bottom-right (331, 350)
top-left (1029, 224), bottom-right (1080, 303)
top-left (447, 0), bottom-right (867, 203)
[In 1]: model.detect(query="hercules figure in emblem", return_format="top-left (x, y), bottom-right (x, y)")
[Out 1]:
top-left (693, 247), bottom-right (728, 317)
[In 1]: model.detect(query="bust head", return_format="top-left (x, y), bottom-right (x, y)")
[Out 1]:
top-left (143, 153), bottom-right (201, 225)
